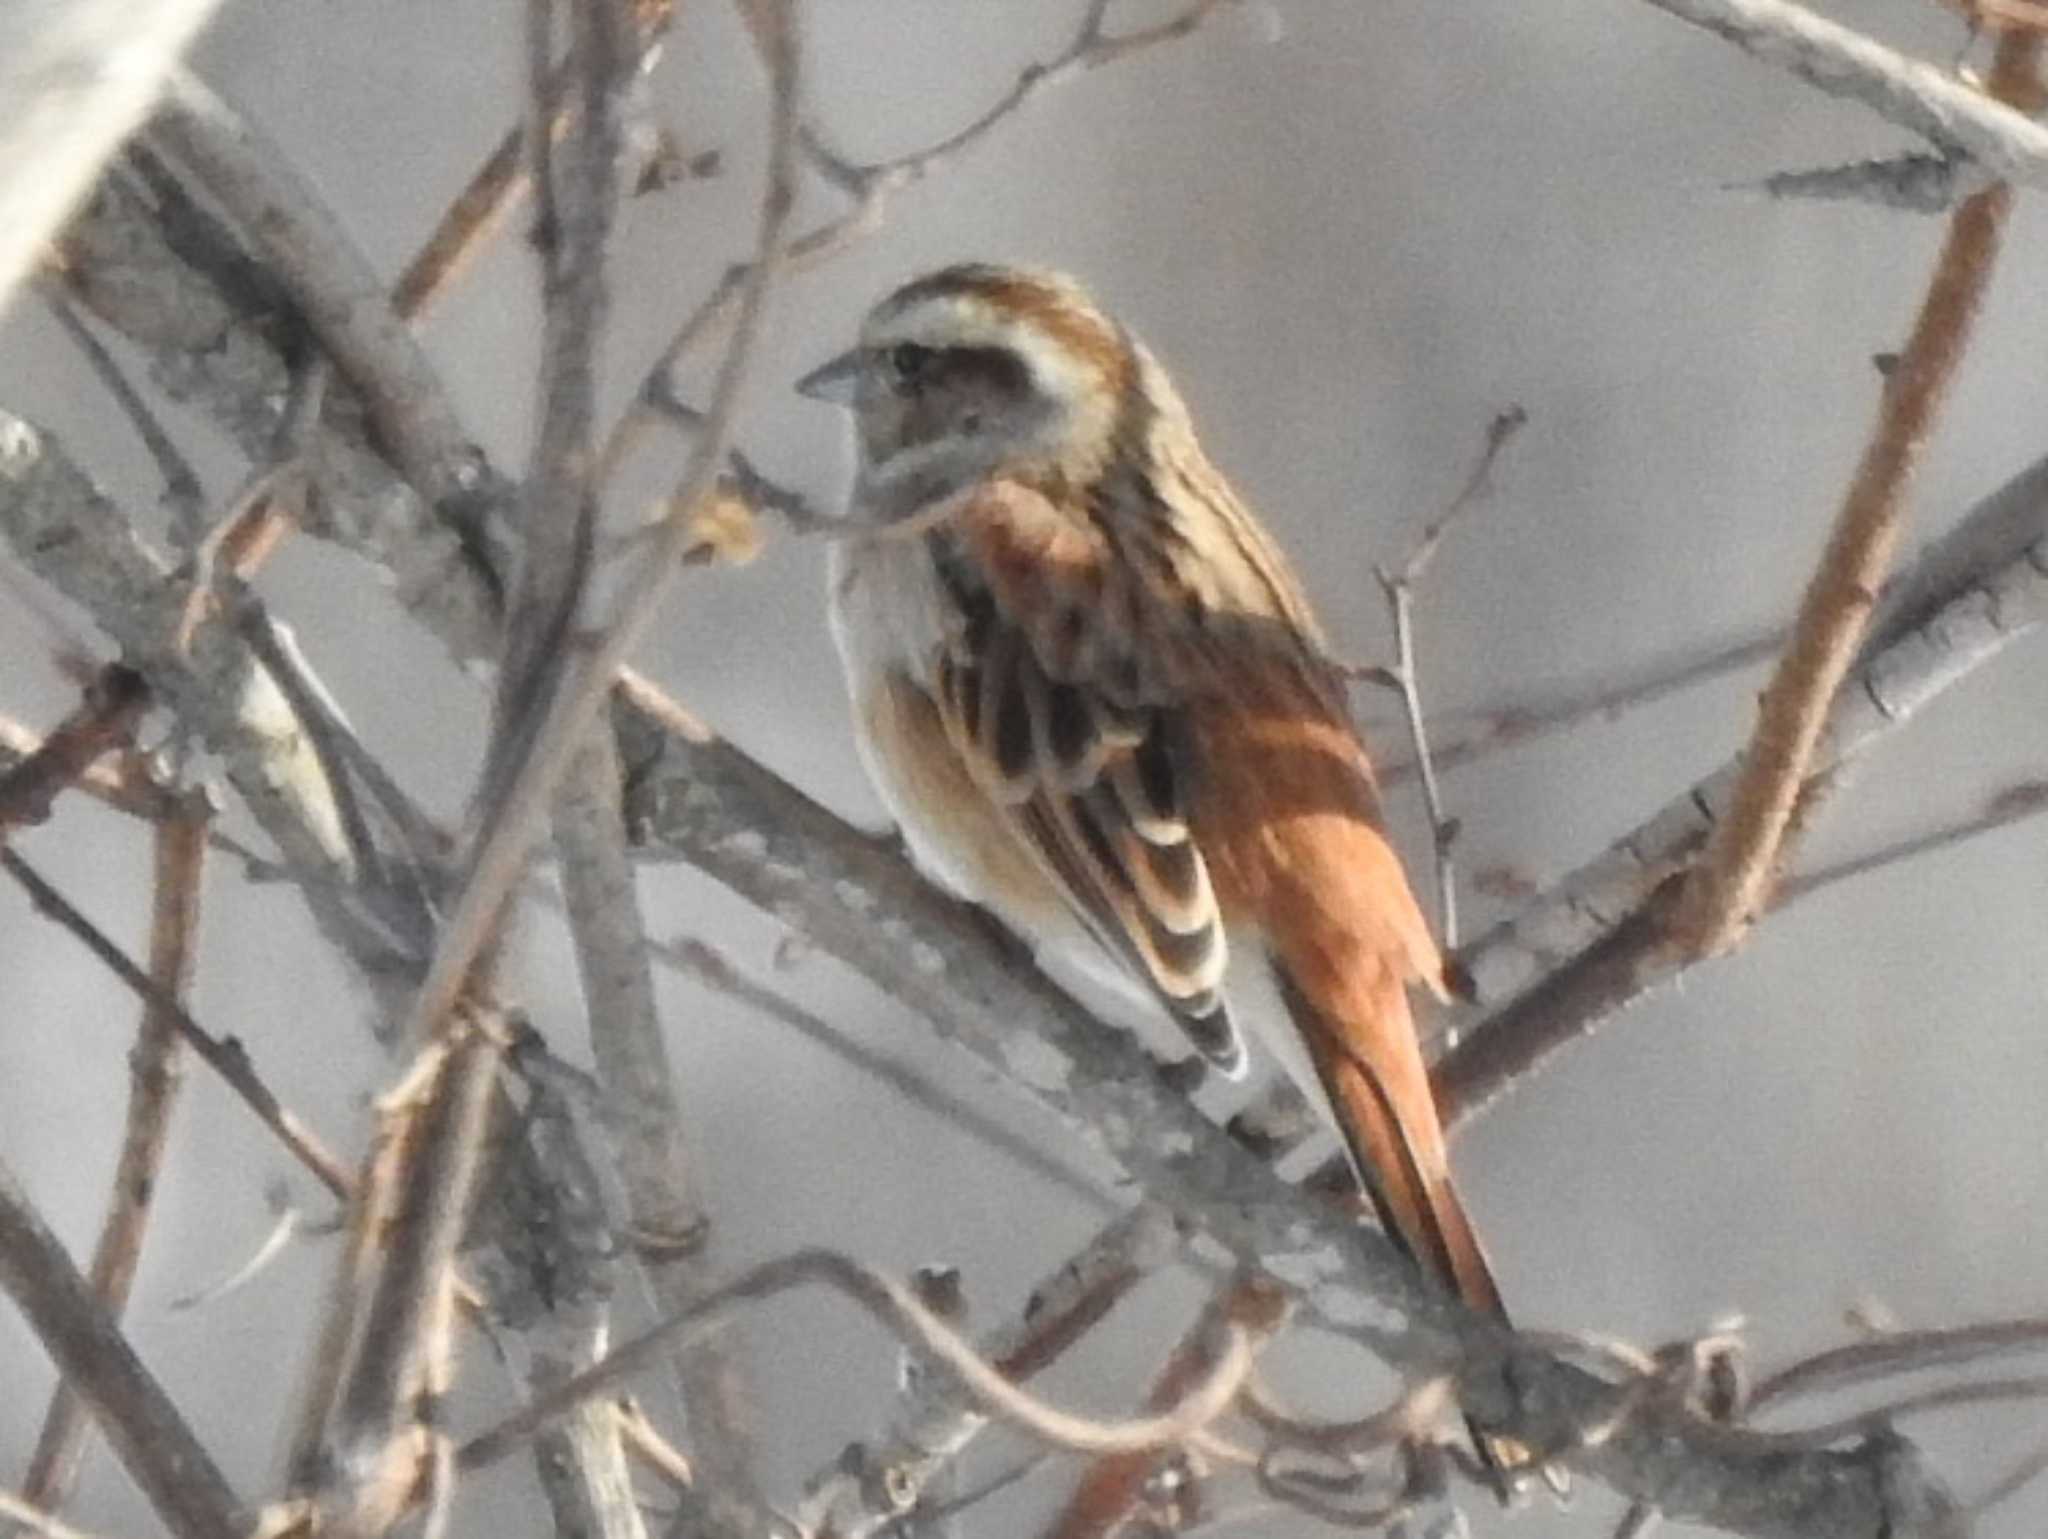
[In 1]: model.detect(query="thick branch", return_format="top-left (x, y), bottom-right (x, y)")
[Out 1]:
top-left (1671, 27), bottom-right (2039, 958)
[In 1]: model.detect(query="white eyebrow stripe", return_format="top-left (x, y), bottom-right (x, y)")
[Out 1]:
top-left (866, 294), bottom-right (1105, 410)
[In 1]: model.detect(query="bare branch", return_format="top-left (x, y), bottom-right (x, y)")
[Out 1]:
top-left (0, 1489), bottom-right (126, 1539)
top-left (327, 1030), bottom-right (502, 1519)
top-left (1043, 1274), bottom-right (1291, 1539)
top-left (388, 0), bottom-right (796, 1053)
top-left (1441, 444), bottom-right (2048, 1123)
top-left (36, 283), bottom-right (205, 531)
top-left (556, 731), bottom-right (768, 1535)
top-left (0, 1155), bottom-right (252, 1539)
top-left (463, 1238), bottom-right (1253, 1490)
top-left (1370, 406), bottom-right (1526, 945)
top-left (1375, 627), bottom-right (1783, 785)
top-left (0, 845), bottom-right (356, 1197)
top-left (655, 935), bottom-right (1114, 1213)
top-left (148, 72), bottom-right (493, 520)
top-left (795, 1203), bottom-right (1180, 1539)
top-left (1748, 151), bottom-right (1976, 213)
top-left (0, 410), bottom-right (423, 993)
top-left (1636, 0), bottom-right (2048, 188)
top-left (21, 798), bottom-right (210, 1516)
top-left (0, 664), bottom-right (151, 835)
top-left (1670, 27), bottom-right (2040, 959)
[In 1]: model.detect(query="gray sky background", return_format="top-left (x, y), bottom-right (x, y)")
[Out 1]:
top-left (3, 3), bottom-right (2047, 1536)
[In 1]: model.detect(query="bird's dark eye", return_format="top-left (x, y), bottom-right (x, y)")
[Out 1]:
top-left (890, 342), bottom-right (933, 381)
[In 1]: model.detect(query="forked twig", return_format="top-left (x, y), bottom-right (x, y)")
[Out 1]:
top-left (598, 0), bottom-right (1247, 489)
top-left (1370, 405), bottom-right (1527, 947)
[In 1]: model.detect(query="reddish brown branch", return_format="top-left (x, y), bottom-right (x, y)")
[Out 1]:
top-left (1042, 1276), bottom-right (1289, 1539)
top-left (0, 666), bottom-right (150, 837)
top-left (1670, 28), bottom-right (2044, 958)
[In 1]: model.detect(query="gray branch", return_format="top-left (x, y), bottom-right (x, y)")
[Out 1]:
top-left (1638, 0), bottom-right (2048, 189)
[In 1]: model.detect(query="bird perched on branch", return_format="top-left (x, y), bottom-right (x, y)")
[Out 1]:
top-left (801, 262), bottom-right (1521, 1481)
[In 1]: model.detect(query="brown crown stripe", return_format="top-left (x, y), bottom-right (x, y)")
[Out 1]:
top-left (889, 264), bottom-right (1133, 395)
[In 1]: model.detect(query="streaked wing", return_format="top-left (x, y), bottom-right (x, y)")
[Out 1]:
top-left (923, 480), bottom-right (1244, 1075)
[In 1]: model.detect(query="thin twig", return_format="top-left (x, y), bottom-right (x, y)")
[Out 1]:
top-left (1970, 1439), bottom-right (2048, 1515)
top-left (1779, 777), bottom-right (2048, 900)
top-left (794, 1204), bottom-right (1181, 1539)
top-left (597, 0), bottom-right (1245, 489)
top-left (21, 799), bottom-right (209, 1515)
top-left (1770, 1375), bottom-right (2048, 1447)
top-left (0, 1489), bottom-right (127, 1539)
top-left (174, 354), bottom-right (330, 654)
top-left (614, 1399), bottom-right (696, 1492)
top-left (0, 846), bottom-right (355, 1197)
top-left (0, 1155), bottom-right (252, 1539)
top-left (1375, 626), bottom-right (1783, 785)
top-left (391, 0), bottom-right (797, 1054)
top-left (166, 1196), bottom-right (307, 1311)
top-left (1750, 1318), bottom-right (2048, 1411)
top-left (391, 3), bottom-right (673, 322)
top-left (1043, 1274), bottom-right (1291, 1539)
top-left (656, 935), bottom-right (1113, 1213)
top-left (460, 1246), bottom-right (1254, 1477)
top-left (1370, 406), bottom-right (1526, 945)
top-left (0, 718), bottom-right (229, 838)
top-left (36, 283), bottom-right (205, 532)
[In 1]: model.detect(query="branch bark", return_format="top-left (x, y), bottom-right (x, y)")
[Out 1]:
top-left (1637, 0), bottom-right (2048, 189)
top-left (1670, 26), bottom-right (2041, 958)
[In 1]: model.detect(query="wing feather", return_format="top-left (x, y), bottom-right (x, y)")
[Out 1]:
top-left (927, 481), bottom-right (1244, 1075)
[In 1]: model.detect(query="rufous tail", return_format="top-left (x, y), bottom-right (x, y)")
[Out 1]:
top-left (1274, 959), bottom-right (1529, 1493)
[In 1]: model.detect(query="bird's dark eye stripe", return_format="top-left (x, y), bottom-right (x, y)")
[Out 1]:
top-left (890, 341), bottom-right (933, 377)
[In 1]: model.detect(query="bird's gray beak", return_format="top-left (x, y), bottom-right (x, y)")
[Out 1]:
top-left (795, 348), bottom-right (861, 406)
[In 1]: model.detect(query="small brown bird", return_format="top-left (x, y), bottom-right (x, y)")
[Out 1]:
top-left (803, 263), bottom-right (1512, 1467)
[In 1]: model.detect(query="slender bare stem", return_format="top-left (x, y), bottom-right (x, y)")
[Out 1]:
top-left (1370, 406), bottom-right (1526, 945)
top-left (0, 1156), bottom-right (251, 1539)
top-left (0, 846), bottom-right (355, 1196)
top-left (1042, 1275), bottom-right (1290, 1539)
top-left (20, 800), bottom-right (210, 1516)
top-left (1671, 28), bottom-right (2040, 959)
